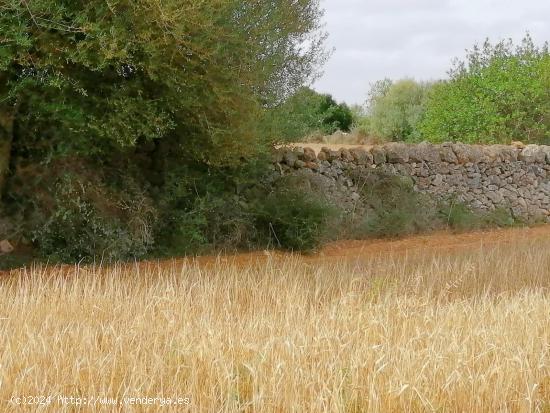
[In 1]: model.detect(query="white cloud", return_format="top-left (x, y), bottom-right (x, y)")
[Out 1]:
top-left (313, 0), bottom-right (550, 104)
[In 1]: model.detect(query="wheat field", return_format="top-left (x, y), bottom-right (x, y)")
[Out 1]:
top-left (0, 238), bottom-right (549, 412)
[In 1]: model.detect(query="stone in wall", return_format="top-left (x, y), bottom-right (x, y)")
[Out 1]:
top-left (0, 239), bottom-right (14, 254)
top-left (272, 142), bottom-right (550, 222)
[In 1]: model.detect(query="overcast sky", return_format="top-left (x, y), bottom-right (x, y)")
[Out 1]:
top-left (313, 0), bottom-right (550, 105)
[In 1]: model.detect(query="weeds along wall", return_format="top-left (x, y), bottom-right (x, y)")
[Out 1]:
top-left (270, 143), bottom-right (550, 223)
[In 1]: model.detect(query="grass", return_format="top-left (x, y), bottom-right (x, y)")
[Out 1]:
top-left (303, 128), bottom-right (389, 146)
top-left (0, 238), bottom-right (549, 412)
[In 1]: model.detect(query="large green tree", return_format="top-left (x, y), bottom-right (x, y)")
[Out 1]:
top-left (0, 0), bottom-right (326, 259)
top-left (420, 35), bottom-right (550, 143)
top-left (0, 0), bottom-right (326, 170)
top-left (365, 78), bottom-right (431, 141)
top-left (269, 87), bottom-right (353, 141)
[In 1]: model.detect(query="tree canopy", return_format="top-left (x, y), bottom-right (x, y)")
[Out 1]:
top-left (0, 0), bottom-right (326, 165)
top-left (366, 79), bottom-right (431, 141)
top-left (0, 0), bottom-right (327, 260)
top-left (269, 87), bottom-right (353, 141)
top-left (420, 35), bottom-right (550, 143)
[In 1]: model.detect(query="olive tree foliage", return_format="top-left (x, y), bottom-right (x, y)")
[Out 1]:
top-left (268, 87), bottom-right (353, 141)
top-left (420, 34), bottom-right (550, 143)
top-left (0, 0), bottom-right (327, 260)
top-left (0, 0), bottom-right (326, 180)
top-left (365, 78), bottom-right (431, 141)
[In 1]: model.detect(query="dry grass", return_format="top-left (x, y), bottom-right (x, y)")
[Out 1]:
top-left (1, 239), bottom-right (550, 412)
top-left (303, 129), bottom-right (389, 146)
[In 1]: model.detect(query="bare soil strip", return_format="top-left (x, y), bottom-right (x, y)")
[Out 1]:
top-left (4, 225), bottom-right (550, 275)
top-left (181, 225), bottom-right (550, 269)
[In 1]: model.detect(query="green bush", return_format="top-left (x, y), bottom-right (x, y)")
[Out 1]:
top-left (420, 35), bottom-right (550, 144)
top-left (365, 79), bottom-right (432, 141)
top-left (483, 208), bottom-right (517, 227)
top-left (33, 175), bottom-right (157, 262)
top-left (0, 0), bottom-right (327, 262)
top-left (156, 193), bottom-right (260, 256)
top-left (155, 170), bottom-right (337, 254)
top-left (319, 95), bottom-right (354, 134)
top-left (350, 105), bottom-right (369, 135)
top-left (346, 171), bottom-right (519, 239)
top-left (254, 188), bottom-right (335, 251)
top-left (442, 202), bottom-right (481, 231)
top-left (156, 204), bottom-right (210, 257)
top-left (442, 201), bottom-right (516, 231)
top-left (352, 172), bottom-right (441, 238)
top-left (269, 87), bottom-right (354, 141)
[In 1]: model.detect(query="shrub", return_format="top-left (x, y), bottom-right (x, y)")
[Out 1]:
top-left (156, 193), bottom-right (263, 256)
top-left (33, 175), bottom-right (157, 262)
top-left (266, 87), bottom-right (327, 141)
top-left (154, 170), bottom-right (336, 255)
top-left (269, 87), bottom-right (354, 141)
top-left (420, 34), bottom-right (550, 144)
top-left (352, 172), bottom-right (441, 238)
top-left (0, 0), bottom-right (327, 262)
top-left (442, 202), bottom-right (482, 231)
top-left (365, 79), bottom-right (432, 141)
top-left (254, 188), bottom-right (335, 251)
top-left (156, 203), bottom-right (210, 256)
top-left (319, 95), bottom-right (354, 134)
top-left (347, 171), bottom-right (518, 239)
top-left (442, 201), bottom-right (517, 231)
top-left (484, 208), bottom-right (517, 227)
top-left (350, 105), bottom-right (371, 137)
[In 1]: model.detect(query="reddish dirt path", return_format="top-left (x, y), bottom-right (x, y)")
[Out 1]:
top-left (182, 225), bottom-right (550, 268)
top-left (4, 225), bottom-right (550, 275)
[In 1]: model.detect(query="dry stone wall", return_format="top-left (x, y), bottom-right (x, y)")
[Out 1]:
top-left (271, 143), bottom-right (550, 222)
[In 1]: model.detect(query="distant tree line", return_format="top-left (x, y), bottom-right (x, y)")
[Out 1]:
top-left (269, 87), bottom-right (354, 141)
top-left (421, 35), bottom-right (550, 144)
top-left (353, 34), bottom-right (550, 144)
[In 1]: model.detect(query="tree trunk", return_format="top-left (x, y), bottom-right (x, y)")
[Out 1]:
top-left (0, 113), bottom-right (14, 201)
